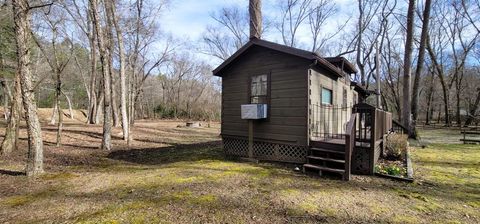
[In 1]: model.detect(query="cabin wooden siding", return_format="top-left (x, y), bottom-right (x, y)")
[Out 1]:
top-left (309, 67), bottom-right (356, 135)
top-left (220, 45), bottom-right (311, 146)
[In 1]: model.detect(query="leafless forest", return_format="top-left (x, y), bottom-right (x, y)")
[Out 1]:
top-left (0, 0), bottom-right (479, 176)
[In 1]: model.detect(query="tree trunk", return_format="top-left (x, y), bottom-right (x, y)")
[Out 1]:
top-left (456, 83), bottom-right (461, 126)
top-left (425, 73), bottom-right (435, 125)
top-left (249, 0), bottom-right (262, 39)
top-left (108, 0), bottom-right (129, 141)
top-left (87, 5), bottom-right (98, 125)
top-left (2, 81), bottom-right (10, 120)
top-left (95, 92), bottom-right (104, 124)
top-left (1, 75), bottom-right (22, 155)
top-left (438, 75), bottom-right (450, 126)
top-left (411, 0), bottom-right (431, 125)
top-left (90, 0), bottom-right (112, 151)
top-left (110, 64), bottom-right (119, 127)
top-left (402, 0), bottom-right (415, 136)
top-left (55, 70), bottom-right (62, 147)
top-left (62, 91), bottom-right (73, 120)
top-left (13, 0), bottom-right (44, 176)
top-left (356, 0), bottom-right (365, 86)
top-left (50, 102), bottom-right (58, 125)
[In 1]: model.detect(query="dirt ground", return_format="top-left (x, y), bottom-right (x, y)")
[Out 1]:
top-left (0, 110), bottom-right (479, 223)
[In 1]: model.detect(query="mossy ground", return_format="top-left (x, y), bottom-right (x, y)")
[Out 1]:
top-left (0, 120), bottom-right (478, 223)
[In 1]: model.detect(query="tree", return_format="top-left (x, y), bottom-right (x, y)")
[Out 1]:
top-left (90, 0), bottom-right (112, 150)
top-left (1, 75), bottom-right (21, 155)
top-left (0, 6), bottom-right (20, 155)
top-left (307, 0), bottom-right (339, 53)
top-left (249, 0), bottom-right (262, 39)
top-left (12, 0), bottom-right (46, 176)
top-left (202, 5), bottom-right (249, 61)
top-left (411, 0), bottom-right (431, 133)
top-left (32, 6), bottom-right (74, 147)
top-left (277, 0), bottom-right (312, 47)
top-left (106, 0), bottom-right (129, 141)
top-left (402, 0), bottom-right (415, 135)
top-left (63, 0), bottom-right (99, 125)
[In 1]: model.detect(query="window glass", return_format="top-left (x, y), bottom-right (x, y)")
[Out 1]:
top-left (251, 74), bottom-right (268, 104)
top-left (343, 88), bottom-right (347, 107)
top-left (321, 88), bottom-right (332, 105)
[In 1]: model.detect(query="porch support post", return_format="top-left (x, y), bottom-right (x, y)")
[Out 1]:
top-left (248, 120), bottom-right (253, 158)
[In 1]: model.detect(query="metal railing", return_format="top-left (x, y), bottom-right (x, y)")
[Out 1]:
top-left (310, 103), bottom-right (353, 140)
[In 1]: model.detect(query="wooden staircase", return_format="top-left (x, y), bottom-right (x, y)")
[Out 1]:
top-left (303, 141), bottom-right (347, 179)
top-left (303, 114), bottom-right (356, 181)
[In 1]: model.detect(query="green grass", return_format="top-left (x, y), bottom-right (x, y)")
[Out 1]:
top-left (0, 123), bottom-right (479, 223)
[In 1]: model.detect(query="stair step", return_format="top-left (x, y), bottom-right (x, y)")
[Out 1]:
top-left (307, 156), bottom-right (345, 164)
top-left (310, 147), bottom-right (345, 154)
top-left (303, 164), bottom-right (345, 174)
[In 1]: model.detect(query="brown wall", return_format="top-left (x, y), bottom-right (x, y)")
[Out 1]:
top-left (220, 46), bottom-right (311, 146)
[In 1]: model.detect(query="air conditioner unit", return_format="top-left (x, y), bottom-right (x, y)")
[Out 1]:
top-left (241, 104), bottom-right (268, 119)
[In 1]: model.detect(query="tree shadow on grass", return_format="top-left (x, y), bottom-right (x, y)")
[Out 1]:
top-left (107, 140), bottom-right (223, 165)
top-left (0, 169), bottom-right (25, 176)
top-left (42, 127), bottom-right (124, 140)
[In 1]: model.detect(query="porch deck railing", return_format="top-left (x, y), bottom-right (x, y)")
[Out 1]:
top-left (353, 103), bottom-right (392, 147)
top-left (344, 114), bottom-right (356, 181)
top-left (310, 103), bottom-right (353, 141)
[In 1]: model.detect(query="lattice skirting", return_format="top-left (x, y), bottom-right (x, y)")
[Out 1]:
top-left (222, 137), bottom-right (307, 163)
top-left (351, 147), bottom-right (373, 175)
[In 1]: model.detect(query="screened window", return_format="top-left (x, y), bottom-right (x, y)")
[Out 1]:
top-left (250, 74), bottom-right (268, 104)
top-left (342, 88), bottom-right (347, 108)
top-left (321, 88), bottom-right (333, 105)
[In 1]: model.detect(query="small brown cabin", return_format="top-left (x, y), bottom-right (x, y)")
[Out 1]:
top-left (213, 39), bottom-right (390, 179)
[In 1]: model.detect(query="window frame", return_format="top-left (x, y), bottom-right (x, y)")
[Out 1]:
top-left (248, 72), bottom-right (271, 119)
top-left (321, 87), bottom-right (333, 106)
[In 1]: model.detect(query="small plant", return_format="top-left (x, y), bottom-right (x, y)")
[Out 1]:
top-left (375, 163), bottom-right (406, 177)
top-left (385, 133), bottom-right (408, 160)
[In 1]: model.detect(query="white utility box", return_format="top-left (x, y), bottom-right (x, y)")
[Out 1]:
top-left (241, 104), bottom-right (268, 119)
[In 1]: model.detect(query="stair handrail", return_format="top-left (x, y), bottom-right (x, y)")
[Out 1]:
top-left (392, 119), bottom-right (408, 134)
top-left (344, 113), bottom-right (356, 181)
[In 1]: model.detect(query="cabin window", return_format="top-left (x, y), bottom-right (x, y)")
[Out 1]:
top-left (342, 88), bottom-right (347, 108)
top-left (250, 74), bottom-right (268, 104)
top-left (321, 88), bottom-right (333, 105)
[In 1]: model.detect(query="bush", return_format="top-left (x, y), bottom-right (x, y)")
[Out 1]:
top-left (385, 133), bottom-right (408, 160)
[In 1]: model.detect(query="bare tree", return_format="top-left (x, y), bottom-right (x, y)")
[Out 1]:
top-left (106, 0), bottom-right (129, 141)
top-left (249, 0), bottom-right (262, 39)
top-left (411, 0), bottom-right (432, 128)
top-left (402, 0), bottom-right (415, 135)
top-left (0, 75), bottom-right (21, 155)
top-left (64, 0), bottom-right (99, 124)
top-left (202, 5), bottom-right (249, 61)
top-left (90, 0), bottom-right (112, 150)
top-left (277, 0), bottom-right (312, 47)
top-left (307, 0), bottom-right (339, 53)
top-left (12, 0), bottom-right (47, 176)
top-left (32, 6), bottom-right (74, 147)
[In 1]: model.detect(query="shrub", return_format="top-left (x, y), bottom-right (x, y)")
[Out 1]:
top-left (385, 133), bottom-right (408, 160)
